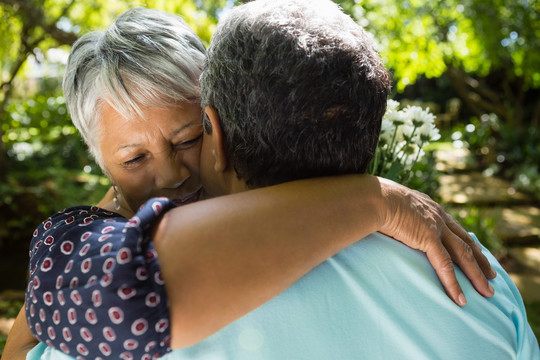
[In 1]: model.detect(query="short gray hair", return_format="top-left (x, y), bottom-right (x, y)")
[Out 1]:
top-left (201, 0), bottom-right (391, 187)
top-left (63, 7), bottom-right (206, 169)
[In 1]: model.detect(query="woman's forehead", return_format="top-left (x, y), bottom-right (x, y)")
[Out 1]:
top-left (99, 101), bottom-right (202, 145)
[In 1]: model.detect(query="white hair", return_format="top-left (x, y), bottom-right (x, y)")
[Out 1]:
top-left (63, 7), bottom-right (206, 169)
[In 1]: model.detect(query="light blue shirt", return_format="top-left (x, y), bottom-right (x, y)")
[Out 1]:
top-left (29, 233), bottom-right (539, 360)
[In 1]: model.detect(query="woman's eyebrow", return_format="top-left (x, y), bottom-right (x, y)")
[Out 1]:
top-left (169, 122), bottom-right (203, 138)
top-left (114, 123), bottom-right (204, 154)
top-left (114, 143), bottom-right (143, 154)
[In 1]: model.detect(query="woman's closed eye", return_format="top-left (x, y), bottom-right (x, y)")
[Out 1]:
top-left (175, 134), bottom-right (203, 150)
top-left (122, 154), bottom-right (146, 168)
top-left (119, 134), bottom-right (202, 168)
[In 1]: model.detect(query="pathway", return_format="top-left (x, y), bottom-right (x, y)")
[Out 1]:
top-left (436, 147), bottom-right (540, 302)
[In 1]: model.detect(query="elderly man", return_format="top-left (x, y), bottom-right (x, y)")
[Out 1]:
top-left (154, 0), bottom-right (539, 358)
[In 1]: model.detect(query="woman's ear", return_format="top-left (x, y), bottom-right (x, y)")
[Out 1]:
top-left (204, 106), bottom-right (228, 173)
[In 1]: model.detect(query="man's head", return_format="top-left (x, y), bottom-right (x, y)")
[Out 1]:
top-left (200, 0), bottom-right (391, 191)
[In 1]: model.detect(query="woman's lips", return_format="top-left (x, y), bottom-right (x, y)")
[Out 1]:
top-left (173, 187), bottom-right (202, 206)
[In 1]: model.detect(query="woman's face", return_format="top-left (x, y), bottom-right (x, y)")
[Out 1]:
top-left (99, 101), bottom-right (203, 212)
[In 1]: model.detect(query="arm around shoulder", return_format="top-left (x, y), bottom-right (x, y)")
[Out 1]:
top-left (155, 175), bottom-right (496, 348)
top-left (154, 175), bottom-right (385, 347)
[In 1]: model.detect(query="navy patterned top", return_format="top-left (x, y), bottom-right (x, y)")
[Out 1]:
top-left (26, 197), bottom-right (177, 360)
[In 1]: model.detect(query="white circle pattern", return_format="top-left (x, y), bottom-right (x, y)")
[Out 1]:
top-left (26, 199), bottom-right (176, 358)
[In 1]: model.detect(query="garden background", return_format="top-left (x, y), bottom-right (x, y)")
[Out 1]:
top-left (0, 0), bottom-right (539, 353)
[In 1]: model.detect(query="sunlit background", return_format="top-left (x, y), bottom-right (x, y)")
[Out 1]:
top-left (0, 0), bottom-right (538, 349)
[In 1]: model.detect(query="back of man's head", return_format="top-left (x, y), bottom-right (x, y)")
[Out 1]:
top-left (201, 0), bottom-right (391, 188)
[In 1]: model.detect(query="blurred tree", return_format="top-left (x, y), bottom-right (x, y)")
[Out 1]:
top-left (336, 0), bottom-right (540, 130)
top-left (0, 0), bottom-right (224, 182)
top-left (0, 0), bottom-right (225, 290)
top-left (0, 0), bottom-right (76, 181)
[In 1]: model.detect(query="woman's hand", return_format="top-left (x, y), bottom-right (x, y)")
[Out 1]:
top-left (377, 177), bottom-right (496, 306)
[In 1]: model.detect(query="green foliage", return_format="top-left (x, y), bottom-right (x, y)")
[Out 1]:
top-left (0, 5), bottom-right (21, 72)
top-left (404, 149), bottom-right (440, 199)
top-left (454, 115), bottom-right (540, 200)
top-left (448, 206), bottom-right (503, 254)
top-left (341, 0), bottom-right (540, 91)
top-left (0, 336), bottom-right (5, 357)
top-left (0, 297), bottom-right (24, 319)
top-left (334, 0), bottom-right (540, 134)
top-left (2, 76), bottom-right (103, 181)
top-left (0, 82), bottom-right (109, 267)
top-left (0, 0), bottom-right (222, 70)
top-left (524, 301), bottom-right (540, 342)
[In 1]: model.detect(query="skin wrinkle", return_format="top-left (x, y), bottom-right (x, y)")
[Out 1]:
top-left (99, 101), bottom-right (203, 212)
top-left (64, 9), bottom-right (206, 173)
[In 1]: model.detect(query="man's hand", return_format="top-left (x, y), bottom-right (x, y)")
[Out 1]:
top-left (377, 177), bottom-right (496, 306)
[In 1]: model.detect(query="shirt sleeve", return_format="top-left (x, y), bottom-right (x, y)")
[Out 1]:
top-left (26, 197), bottom-right (177, 360)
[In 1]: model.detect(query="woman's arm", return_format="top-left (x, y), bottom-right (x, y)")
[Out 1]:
top-left (1, 307), bottom-right (38, 360)
top-left (154, 174), bottom-right (494, 348)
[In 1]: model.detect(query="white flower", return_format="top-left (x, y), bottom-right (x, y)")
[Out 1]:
top-left (386, 99), bottom-right (400, 113)
top-left (371, 100), bottom-right (440, 181)
top-left (380, 101), bottom-right (406, 145)
top-left (379, 117), bottom-right (396, 145)
top-left (401, 105), bottom-right (440, 142)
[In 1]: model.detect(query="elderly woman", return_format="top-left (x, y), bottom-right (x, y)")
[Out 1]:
top-left (3, 7), bottom-right (494, 360)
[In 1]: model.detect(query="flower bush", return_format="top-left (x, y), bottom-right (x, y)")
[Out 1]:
top-left (369, 99), bottom-right (440, 190)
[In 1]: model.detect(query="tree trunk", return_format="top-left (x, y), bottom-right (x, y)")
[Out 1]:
top-left (445, 65), bottom-right (486, 120)
top-left (444, 63), bottom-right (531, 131)
top-left (0, 60), bottom-right (23, 184)
top-left (532, 100), bottom-right (540, 127)
top-left (0, 0), bottom-right (79, 183)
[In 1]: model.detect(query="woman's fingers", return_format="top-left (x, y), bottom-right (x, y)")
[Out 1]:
top-left (441, 224), bottom-right (495, 299)
top-left (443, 212), bottom-right (496, 279)
top-left (423, 240), bottom-right (467, 306)
top-left (377, 178), bottom-right (496, 305)
top-left (427, 208), bottom-right (495, 303)
top-left (423, 222), bottom-right (494, 306)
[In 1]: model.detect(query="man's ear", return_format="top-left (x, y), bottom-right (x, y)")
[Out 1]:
top-left (204, 106), bottom-right (228, 173)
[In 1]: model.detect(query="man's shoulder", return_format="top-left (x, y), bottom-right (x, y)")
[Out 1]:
top-left (165, 232), bottom-right (533, 360)
top-left (331, 232), bottom-right (427, 269)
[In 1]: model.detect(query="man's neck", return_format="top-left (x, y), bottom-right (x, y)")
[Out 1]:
top-left (219, 171), bottom-right (250, 196)
top-left (202, 170), bottom-right (250, 199)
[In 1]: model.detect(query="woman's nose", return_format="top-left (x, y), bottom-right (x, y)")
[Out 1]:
top-left (155, 156), bottom-right (190, 189)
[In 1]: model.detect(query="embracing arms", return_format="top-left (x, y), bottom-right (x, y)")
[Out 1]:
top-left (7, 175), bottom-right (494, 358)
top-left (154, 175), bottom-right (495, 348)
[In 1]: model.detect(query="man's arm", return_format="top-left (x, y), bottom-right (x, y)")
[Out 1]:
top-left (1, 307), bottom-right (38, 360)
top-left (154, 175), bottom-right (494, 348)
